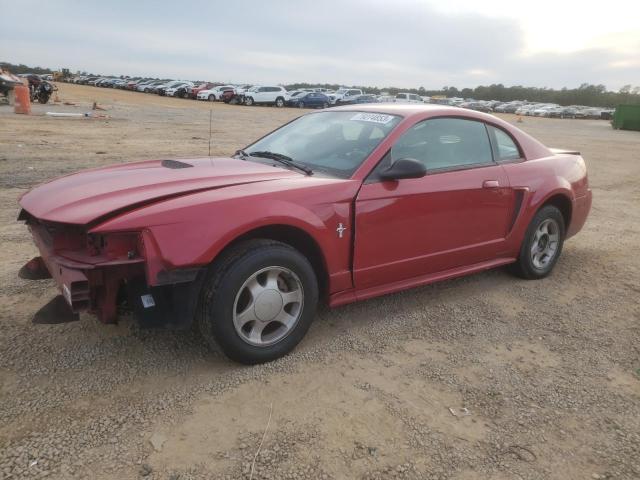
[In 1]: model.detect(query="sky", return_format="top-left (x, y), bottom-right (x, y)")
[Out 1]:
top-left (1, 0), bottom-right (639, 91)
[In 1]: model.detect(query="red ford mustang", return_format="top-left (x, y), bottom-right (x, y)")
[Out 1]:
top-left (18, 105), bottom-right (591, 364)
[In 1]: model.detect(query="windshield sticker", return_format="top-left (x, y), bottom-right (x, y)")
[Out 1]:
top-left (350, 113), bottom-right (395, 124)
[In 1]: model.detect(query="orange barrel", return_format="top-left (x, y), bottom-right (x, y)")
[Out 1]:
top-left (14, 85), bottom-right (31, 114)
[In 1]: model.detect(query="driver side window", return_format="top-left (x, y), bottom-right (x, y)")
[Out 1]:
top-left (391, 118), bottom-right (494, 171)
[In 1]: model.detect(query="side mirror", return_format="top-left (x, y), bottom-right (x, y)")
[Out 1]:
top-left (379, 158), bottom-right (426, 181)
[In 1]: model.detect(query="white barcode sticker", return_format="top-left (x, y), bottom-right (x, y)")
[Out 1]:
top-left (141, 294), bottom-right (156, 308)
top-left (350, 113), bottom-right (395, 124)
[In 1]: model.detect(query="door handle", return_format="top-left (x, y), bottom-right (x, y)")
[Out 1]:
top-left (483, 180), bottom-right (500, 188)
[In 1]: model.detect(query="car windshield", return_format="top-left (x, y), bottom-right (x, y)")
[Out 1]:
top-left (244, 111), bottom-right (402, 178)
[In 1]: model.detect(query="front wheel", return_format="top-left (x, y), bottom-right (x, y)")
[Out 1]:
top-left (511, 205), bottom-right (565, 279)
top-left (198, 239), bottom-right (318, 364)
top-left (322, 102), bottom-right (329, 109)
top-left (208, 94), bottom-right (216, 101)
top-left (244, 96), bottom-right (254, 106)
top-left (297, 101), bottom-right (305, 109)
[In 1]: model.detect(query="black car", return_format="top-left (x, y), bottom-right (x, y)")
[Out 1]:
top-left (286, 92), bottom-right (331, 108)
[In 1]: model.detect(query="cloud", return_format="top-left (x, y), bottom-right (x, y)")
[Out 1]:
top-left (1, 0), bottom-right (638, 90)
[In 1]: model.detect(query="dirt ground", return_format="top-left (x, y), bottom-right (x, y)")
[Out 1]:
top-left (0, 84), bottom-right (639, 480)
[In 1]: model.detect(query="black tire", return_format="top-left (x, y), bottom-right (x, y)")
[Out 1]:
top-left (511, 205), bottom-right (565, 279)
top-left (298, 101), bottom-right (305, 109)
top-left (322, 102), bottom-right (329, 109)
top-left (245, 96), bottom-right (254, 106)
top-left (198, 239), bottom-right (318, 364)
top-left (275, 97), bottom-right (284, 108)
top-left (208, 94), bottom-right (215, 101)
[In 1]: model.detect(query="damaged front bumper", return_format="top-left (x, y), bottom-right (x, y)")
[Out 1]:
top-left (19, 217), bottom-right (203, 327)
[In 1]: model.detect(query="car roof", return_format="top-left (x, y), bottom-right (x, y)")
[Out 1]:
top-left (330, 103), bottom-right (493, 120)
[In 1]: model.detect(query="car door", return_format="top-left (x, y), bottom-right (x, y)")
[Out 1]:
top-left (308, 93), bottom-right (321, 107)
top-left (253, 87), bottom-right (267, 102)
top-left (353, 117), bottom-right (514, 290)
top-left (267, 87), bottom-right (280, 102)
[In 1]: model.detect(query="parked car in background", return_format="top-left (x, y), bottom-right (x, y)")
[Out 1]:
top-left (575, 107), bottom-right (605, 120)
top-left (111, 79), bottom-right (128, 89)
top-left (138, 80), bottom-right (165, 93)
top-left (600, 108), bottom-right (615, 120)
top-left (243, 86), bottom-right (289, 107)
top-left (220, 86), bottom-right (253, 104)
top-left (221, 89), bottom-right (236, 103)
top-left (532, 104), bottom-right (560, 116)
top-left (165, 82), bottom-right (194, 98)
top-left (286, 92), bottom-right (331, 108)
top-left (339, 94), bottom-right (379, 105)
top-left (75, 76), bottom-right (92, 84)
top-left (287, 90), bottom-right (306, 99)
top-left (460, 101), bottom-right (493, 113)
top-left (189, 82), bottom-right (215, 99)
top-left (330, 88), bottom-right (363, 105)
top-left (197, 85), bottom-right (235, 101)
top-left (494, 101), bottom-right (527, 113)
top-left (17, 105), bottom-right (592, 364)
top-left (543, 106), bottom-right (577, 119)
top-left (515, 104), bottom-right (539, 116)
top-left (125, 79), bottom-right (143, 90)
top-left (157, 80), bottom-right (188, 96)
top-left (394, 93), bottom-right (424, 104)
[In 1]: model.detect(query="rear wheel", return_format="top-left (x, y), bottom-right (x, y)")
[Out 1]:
top-left (298, 101), bottom-right (305, 109)
top-left (198, 239), bottom-right (318, 364)
top-left (275, 97), bottom-right (284, 108)
top-left (511, 205), bottom-right (565, 279)
top-left (322, 102), bottom-right (329, 108)
top-left (208, 94), bottom-right (216, 101)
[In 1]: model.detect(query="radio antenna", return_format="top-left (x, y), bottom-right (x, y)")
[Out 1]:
top-left (208, 109), bottom-right (213, 157)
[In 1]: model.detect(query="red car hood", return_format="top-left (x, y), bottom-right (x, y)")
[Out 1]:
top-left (19, 157), bottom-right (300, 225)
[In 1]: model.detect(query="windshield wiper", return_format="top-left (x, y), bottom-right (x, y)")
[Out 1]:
top-left (248, 151), bottom-right (313, 176)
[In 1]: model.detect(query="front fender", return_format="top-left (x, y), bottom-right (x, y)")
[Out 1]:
top-left (90, 178), bottom-right (359, 288)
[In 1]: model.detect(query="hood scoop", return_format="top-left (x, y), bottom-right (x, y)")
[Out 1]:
top-left (161, 159), bottom-right (193, 169)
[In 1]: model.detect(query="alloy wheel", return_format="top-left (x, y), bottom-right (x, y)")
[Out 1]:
top-left (233, 266), bottom-right (304, 347)
top-left (531, 218), bottom-right (560, 269)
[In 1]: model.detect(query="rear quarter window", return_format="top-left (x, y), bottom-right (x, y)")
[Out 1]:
top-left (489, 126), bottom-right (522, 161)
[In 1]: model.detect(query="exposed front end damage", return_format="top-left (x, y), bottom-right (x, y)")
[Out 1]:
top-left (18, 210), bottom-right (202, 327)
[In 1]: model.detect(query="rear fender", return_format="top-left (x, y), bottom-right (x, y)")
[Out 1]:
top-left (506, 180), bottom-right (574, 252)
